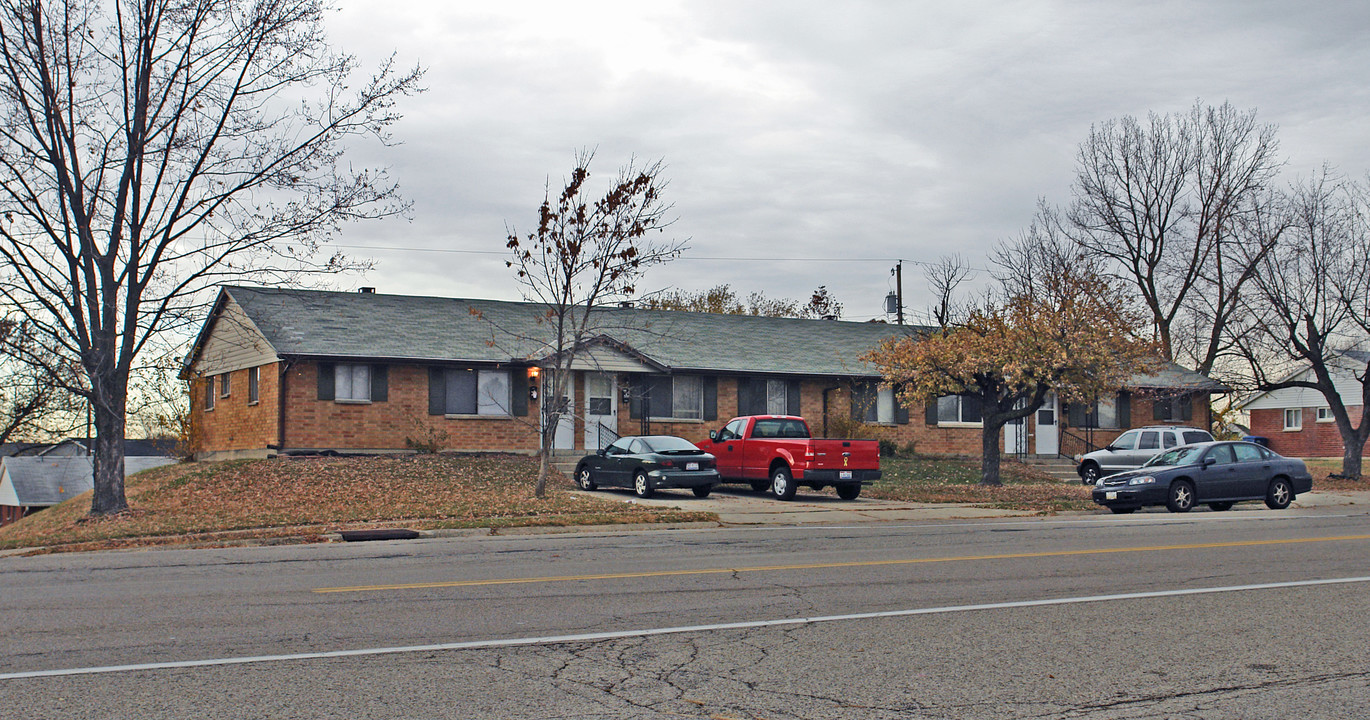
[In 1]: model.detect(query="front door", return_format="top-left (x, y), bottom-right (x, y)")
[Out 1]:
top-left (1034, 393), bottom-right (1059, 456)
top-left (1004, 399), bottom-right (1029, 456)
top-left (584, 373), bottom-right (617, 451)
top-left (551, 374), bottom-right (575, 451)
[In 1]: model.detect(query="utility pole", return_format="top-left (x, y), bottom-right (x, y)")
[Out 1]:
top-left (895, 260), bottom-right (904, 325)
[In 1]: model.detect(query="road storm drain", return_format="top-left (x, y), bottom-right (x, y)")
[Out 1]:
top-left (338, 529), bottom-right (422, 542)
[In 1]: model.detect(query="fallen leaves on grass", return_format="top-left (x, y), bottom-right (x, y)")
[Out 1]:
top-left (866, 456), bottom-right (1094, 512)
top-left (0, 454), bottom-right (714, 553)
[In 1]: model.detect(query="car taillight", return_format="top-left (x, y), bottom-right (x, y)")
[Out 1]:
top-left (805, 448), bottom-right (815, 459)
top-left (660, 460), bottom-right (674, 467)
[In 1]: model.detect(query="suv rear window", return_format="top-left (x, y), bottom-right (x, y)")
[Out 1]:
top-left (1182, 430), bottom-right (1214, 444)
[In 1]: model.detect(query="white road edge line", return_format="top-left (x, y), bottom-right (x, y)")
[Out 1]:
top-left (5, 575), bottom-right (1368, 681)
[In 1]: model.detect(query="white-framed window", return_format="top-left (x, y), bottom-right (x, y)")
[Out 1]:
top-left (219, 372), bottom-right (231, 398)
top-left (1284, 408), bottom-right (1303, 430)
top-left (204, 376), bottom-right (215, 411)
top-left (854, 383), bottom-right (899, 424)
top-left (643, 375), bottom-right (703, 420)
top-left (336, 364), bottom-right (371, 402)
top-left (1317, 407), bottom-right (1334, 422)
top-left (442, 369), bottom-right (511, 415)
top-left (937, 395), bottom-right (982, 425)
top-left (248, 367), bottom-right (260, 405)
top-left (765, 379), bottom-right (788, 415)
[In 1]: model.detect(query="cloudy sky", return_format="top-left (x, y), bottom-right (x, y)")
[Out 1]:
top-left (321, 1), bottom-right (1370, 322)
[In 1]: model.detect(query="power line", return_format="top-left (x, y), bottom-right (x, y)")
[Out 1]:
top-left (302, 241), bottom-right (992, 272)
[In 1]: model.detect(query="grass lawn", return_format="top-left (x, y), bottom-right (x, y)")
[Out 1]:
top-left (1298, 458), bottom-right (1370, 491)
top-left (0, 454), bottom-right (714, 555)
top-left (864, 455), bottom-right (1094, 512)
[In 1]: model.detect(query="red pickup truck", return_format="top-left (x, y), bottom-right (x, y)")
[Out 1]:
top-left (696, 415), bottom-right (881, 501)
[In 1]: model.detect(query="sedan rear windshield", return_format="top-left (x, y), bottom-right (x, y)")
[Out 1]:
top-left (1145, 445), bottom-right (1207, 468)
top-left (643, 437), bottom-right (702, 453)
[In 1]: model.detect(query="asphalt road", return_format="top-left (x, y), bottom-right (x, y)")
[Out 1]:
top-left (3, 505), bottom-right (1369, 719)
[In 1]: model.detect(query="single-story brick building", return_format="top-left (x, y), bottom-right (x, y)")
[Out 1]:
top-left (182, 286), bottom-right (1224, 461)
top-left (1236, 350), bottom-right (1370, 458)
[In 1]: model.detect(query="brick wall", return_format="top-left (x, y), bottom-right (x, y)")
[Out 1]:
top-left (281, 363), bottom-right (541, 453)
top-left (193, 361), bottom-right (1217, 459)
top-left (194, 363), bottom-right (279, 456)
top-left (1249, 406), bottom-right (1368, 458)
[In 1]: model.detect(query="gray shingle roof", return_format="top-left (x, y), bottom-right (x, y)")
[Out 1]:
top-left (1, 457), bottom-right (93, 507)
top-left (212, 285), bottom-right (1225, 390)
top-left (223, 285), bottom-right (926, 377)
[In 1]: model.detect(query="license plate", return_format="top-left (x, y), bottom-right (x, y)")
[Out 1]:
top-left (1106, 491), bottom-right (1118, 500)
top-left (686, 462), bottom-right (699, 471)
top-left (839, 470), bottom-right (853, 480)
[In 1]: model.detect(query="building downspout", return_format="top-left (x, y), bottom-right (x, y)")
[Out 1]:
top-left (275, 359), bottom-right (293, 455)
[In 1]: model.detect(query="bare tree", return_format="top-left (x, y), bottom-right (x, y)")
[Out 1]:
top-left (503, 150), bottom-right (684, 497)
top-left (923, 254), bottom-right (972, 327)
top-left (1068, 101), bottom-right (1282, 376)
top-left (0, 0), bottom-right (422, 515)
top-left (0, 318), bottom-right (82, 442)
top-left (1240, 170), bottom-right (1370, 478)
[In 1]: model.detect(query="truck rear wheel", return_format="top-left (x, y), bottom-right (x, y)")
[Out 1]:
top-left (835, 484), bottom-right (861, 500)
top-left (770, 466), bottom-right (797, 500)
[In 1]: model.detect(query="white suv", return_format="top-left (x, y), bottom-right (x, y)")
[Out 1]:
top-left (1074, 426), bottom-right (1215, 484)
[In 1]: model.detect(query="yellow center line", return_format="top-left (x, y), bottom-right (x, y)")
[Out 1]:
top-left (312, 533), bottom-right (1370, 594)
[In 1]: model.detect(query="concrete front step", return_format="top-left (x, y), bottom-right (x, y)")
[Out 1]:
top-left (1015, 457), bottom-right (1081, 483)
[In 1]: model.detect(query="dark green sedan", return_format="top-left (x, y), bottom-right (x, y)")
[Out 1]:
top-left (574, 436), bottom-right (720, 498)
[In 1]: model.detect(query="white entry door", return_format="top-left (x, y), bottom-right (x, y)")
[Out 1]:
top-left (551, 374), bottom-right (575, 451)
top-left (584, 373), bottom-right (617, 451)
top-left (1034, 393), bottom-right (1060, 456)
top-left (1004, 399), bottom-right (1029, 456)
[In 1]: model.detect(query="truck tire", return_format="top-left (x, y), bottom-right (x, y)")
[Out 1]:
top-left (835, 484), bottom-right (861, 500)
top-left (770, 466), bottom-right (797, 500)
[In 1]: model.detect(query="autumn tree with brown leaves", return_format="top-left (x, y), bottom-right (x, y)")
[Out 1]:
top-left (504, 150), bottom-right (684, 497)
top-left (865, 218), bottom-right (1156, 485)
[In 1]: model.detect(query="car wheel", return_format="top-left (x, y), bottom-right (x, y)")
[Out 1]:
top-left (1208, 501), bottom-right (1234, 511)
top-left (1166, 480), bottom-right (1195, 513)
top-left (575, 466), bottom-right (597, 491)
top-left (692, 485), bottom-right (712, 498)
top-left (835, 484), bottom-right (861, 500)
top-left (770, 466), bottom-right (797, 501)
top-left (1109, 506), bottom-right (1136, 514)
top-left (634, 470), bottom-right (654, 499)
top-left (749, 480), bottom-right (769, 493)
top-left (1081, 463), bottom-right (1101, 485)
top-left (1265, 478), bottom-right (1293, 510)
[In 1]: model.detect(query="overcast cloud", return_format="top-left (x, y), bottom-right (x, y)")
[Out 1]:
top-left (320, 1), bottom-right (1370, 322)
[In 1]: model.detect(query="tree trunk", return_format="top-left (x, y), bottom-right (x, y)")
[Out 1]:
top-left (1336, 422), bottom-right (1367, 479)
top-left (979, 420), bottom-right (1003, 486)
top-left (88, 374), bottom-right (129, 516)
top-left (535, 418), bottom-right (555, 498)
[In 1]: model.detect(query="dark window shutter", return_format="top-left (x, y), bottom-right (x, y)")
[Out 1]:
top-left (925, 397), bottom-right (938, 425)
top-left (1117, 392), bottom-right (1131, 428)
top-left (647, 376), bottom-right (673, 418)
top-left (370, 365), bottom-right (388, 402)
top-left (428, 367), bottom-right (446, 415)
top-left (511, 371), bottom-right (529, 417)
top-left (962, 394), bottom-right (983, 424)
top-left (1180, 393), bottom-right (1193, 421)
top-left (736, 378), bottom-right (751, 416)
top-left (786, 380), bottom-right (801, 416)
top-left (1067, 402), bottom-right (1084, 428)
top-left (317, 363), bottom-right (335, 401)
top-left (851, 383), bottom-right (864, 421)
top-left (703, 376), bottom-right (718, 421)
top-left (895, 384), bottom-right (910, 425)
top-left (448, 370), bottom-right (477, 415)
top-left (629, 377), bottom-right (643, 420)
